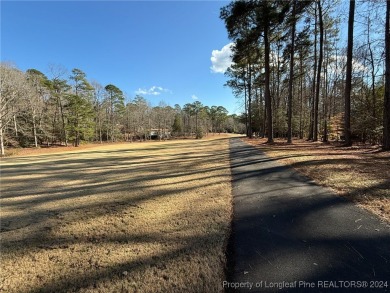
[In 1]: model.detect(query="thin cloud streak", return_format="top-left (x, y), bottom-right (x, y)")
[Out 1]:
top-left (135, 86), bottom-right (172, 96)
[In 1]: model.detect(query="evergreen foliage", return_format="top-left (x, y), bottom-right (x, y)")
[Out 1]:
top-left (0, 65), bottom-right (243, 155)
top-left (221, 0), bottom-right (389, 148)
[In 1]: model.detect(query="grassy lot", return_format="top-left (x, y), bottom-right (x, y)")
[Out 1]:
top-left (244, 138), bottom-right (390, 223)
top-left (0, 134), bottom-right (236, 293)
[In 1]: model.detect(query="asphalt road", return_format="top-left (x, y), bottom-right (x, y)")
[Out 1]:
top-left (226, 138), bottom-right (390, 293)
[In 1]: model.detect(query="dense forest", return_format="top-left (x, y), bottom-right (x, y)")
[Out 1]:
top-left (221, 0), bottom-right (390, 150)
top-left (0, 64), bottom-right (245, 156)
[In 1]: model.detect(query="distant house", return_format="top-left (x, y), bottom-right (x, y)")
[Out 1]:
top-left (150, 129), bottom-right (171, 140)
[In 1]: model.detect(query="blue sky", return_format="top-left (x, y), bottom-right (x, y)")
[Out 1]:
top-left (1, 1), bottom-right (241, 113)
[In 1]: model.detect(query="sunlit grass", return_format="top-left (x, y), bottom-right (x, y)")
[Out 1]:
top-left (0, 134), bottom-right (238, 292)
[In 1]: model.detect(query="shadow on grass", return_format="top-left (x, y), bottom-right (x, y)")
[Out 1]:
top-left (26, 211), bottom-right (227, 293)
top-left (1, 138), bottom-right (233, 292)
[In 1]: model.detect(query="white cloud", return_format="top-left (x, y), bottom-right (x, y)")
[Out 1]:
top-left (326, 55), bottom-right (368, 76)
top-left (191, 94), bottom-right (199, 100)
top-left (135, 86), bottom-right (171, 96)
top-left (210, 43), bottom-right (235, 74)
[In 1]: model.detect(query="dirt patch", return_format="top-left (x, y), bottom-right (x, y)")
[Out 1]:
top-left (244, 138), bottom-right (390, 223)
top-left (0, 134), bottom-right (238, 292)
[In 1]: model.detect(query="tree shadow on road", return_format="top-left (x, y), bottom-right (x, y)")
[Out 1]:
top-left (226, 138), bottom-right (390, 293)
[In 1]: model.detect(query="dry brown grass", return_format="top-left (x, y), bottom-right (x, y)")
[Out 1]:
top-left (0, 134), bottom-right (238, 293)
top-left (244, 138), bottom-right (390, 223)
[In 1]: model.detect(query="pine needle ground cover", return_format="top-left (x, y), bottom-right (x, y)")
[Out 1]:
top-left (0, 135), bottom-right (235, 293)
top-left (245, 138), bottom-right (390, 223)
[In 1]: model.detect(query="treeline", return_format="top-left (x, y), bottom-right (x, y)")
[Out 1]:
top-left (0, 64), bottom-right (244, 155)
top-left (221, 0), bottom-right (390, 150)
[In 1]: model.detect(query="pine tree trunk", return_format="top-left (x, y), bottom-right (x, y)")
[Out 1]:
top-left (263, 106), bottom-right (266, 139)
top-left (367, 18), bottom-right (376, 121)
top-left (244, 78), bottom-right (248, 137)
top-left (314, 0), bottom-right (324, 142)
top-left (287, 1), bottom-right (296, 143)
top-left (383, 0), bottom-right (390, 150)
top-left (299, 51), bottom-right (304, 139)
top-left (248, 63), bottom-right (253, 138)
top-left (344, 0), bottom-right (355, 146)
top-left (264, 24), bottom-right (274, 143)
top-left (323, 119), bottom-right (328, 142)
top-left (309, 4), bottom-right (317, 141)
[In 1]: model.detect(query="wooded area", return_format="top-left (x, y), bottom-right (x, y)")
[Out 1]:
top-left (221, 0), bottom-right (390, 150)
top-left (1, 0), bottom-right (389, 155)
top-left (0, 65), bottom-right (245, 156)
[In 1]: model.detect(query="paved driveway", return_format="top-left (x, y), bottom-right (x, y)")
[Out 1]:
top-left (227, 138), bottom-right (390, 292)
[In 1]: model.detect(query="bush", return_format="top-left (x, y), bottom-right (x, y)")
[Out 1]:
top-left (195, 129), bottom-right (204, 139)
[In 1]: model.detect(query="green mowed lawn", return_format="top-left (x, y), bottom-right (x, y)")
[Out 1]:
top-left (0, 136), bottom-right (235, 293)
